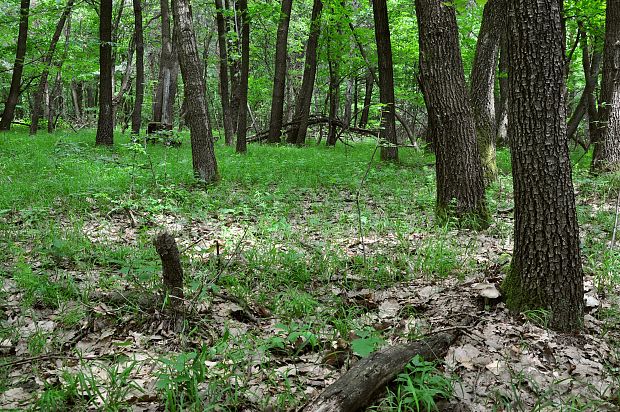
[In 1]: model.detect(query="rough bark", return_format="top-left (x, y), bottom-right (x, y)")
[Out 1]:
top-left (172, 0), bottom-right (219, 182)
top-left (96, 0), bottom-right (114, 145)
top-left (153, 0), bottom-right (179, 127)
top-left (415, 0), bottom-right (488, 226)
top-left (302, 330), bottom-right (461, 412)
top-left (131, 0), bottom-right (145, 134)
top-left (0, 0), bottom-right (30, 131)
top-left (215, 0), bottom-right (234, 146)
top-left (496, 31), bottom-right (509, 145)
top-left (267, 0), bottom-right (294, 143)
top-left (470, 0), bottom-right (503, 183)
top-left (236, 0), bottom-right (250, 153)
top-left (591, 0), bottom-right (620, 172)
top-left (503, 0), bottom-right (584, 332)
top-left (287, 0), bottom-right (322, 145)
top-left (30, 0), bottom-right (74, 135)
top-left (154, 232), bottom-right (184, 304)
top-left (372, 0), bottom-right (398, 161)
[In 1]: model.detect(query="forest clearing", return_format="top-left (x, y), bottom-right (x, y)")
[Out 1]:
top-left (1, 0), bottom-right (620, 410)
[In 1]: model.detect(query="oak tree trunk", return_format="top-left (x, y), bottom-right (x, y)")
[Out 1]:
top-left (415, 0), bottom-right (488, 226)
top-left (503, 0), bottom-right (584, 332)
top-left (236, 0), bottom-right (250, 153)
top-left (131, 0), bottom-right (145, 135)
top-left (0, 0), bottom-right (30, 131)
top-left (172, 0), bottom-right (219, 182)
top-left (470, 0), bottom-right (503, 183)
top-left (287, 0), bottom-right (322, 145)
top-left (96, 0), bottom-right (114, 145)
top-left (591, 0), bottom-right (620, 172)
top-left (372, 0), bottom-right (398, 161)
top-left (267, 0), bottom-right (294, 143)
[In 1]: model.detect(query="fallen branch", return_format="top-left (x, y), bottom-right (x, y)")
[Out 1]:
top-left (301, 328), bottom-right (464, 412)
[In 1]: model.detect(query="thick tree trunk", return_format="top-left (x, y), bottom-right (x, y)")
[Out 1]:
top-left (172, 0), bottom-right (219, 182)
top-left (131, 0), bottom-right (145, 135)
top-left (359, 72), bottom-right (373, 128)
top-left (96, 0), bottom-right (114, 145)
top-left (153, 0), bottom-right (179, 127)
top-left (591, 0), bottom-right (620, 172)
top-left (372, 0), bottom-right (398, 161)
top-left (470, 0), bottom-right (503, 184)
top-left (30, 0), bottom-right (74, 135)
top-left (0, 0), bottom-right (30, 131)
top-left (267, 0), bottom-right (294, 143)
top-left (215, 0), bottom-right (234, 146)
top-left (416, 0), bottom-right (488, 226)
top-left (287, 0), bottom-right (322, 145)
top-left (154, 232), bottom-right (184, 304)
top-left (503, 0), bottom-right (584, 332)
top-left (236, 0), bottom-right (250, 153)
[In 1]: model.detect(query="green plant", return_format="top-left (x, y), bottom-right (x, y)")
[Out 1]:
top-left (157, 346), bottom-right (209, 411)
top-left (373, 355), bottom-right (453, 412)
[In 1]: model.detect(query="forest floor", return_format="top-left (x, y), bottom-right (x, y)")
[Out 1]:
top-left (1, 128), bottom-right (620, 411)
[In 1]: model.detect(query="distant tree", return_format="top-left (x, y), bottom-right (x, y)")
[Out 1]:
top-left (358, 72), bottom-right (373, 128)
top-left (503, 0), bottom-right (584, 332)
top-left (470, 0), bottom-right (504, 184)
top-left (287, 0), bottom-right (323, 145)
top-left (172, 0), bottom-right (219, 182)
top-left (591, 0), bottom-right (620, 172)
top-left (153, 0), bottom-right (179, 127)
top-left (215, 0), bottom-right (234, 146)
top-left (415, 0), bottom-right (488, 226)
top-left (30, 0), bottom-right (74, 135)
top-left (131, 0), bottom-right (145, 135)
top-left (267, 0), bottom-right (294, 143)
top-left (372, 0), bottom-right (398, 161)
top-left (0, 0), bottom-right (30, 131)
top-left (236, 0), bottom-right (250, 153)
top-left (96, 0), bottom-right (114, 145)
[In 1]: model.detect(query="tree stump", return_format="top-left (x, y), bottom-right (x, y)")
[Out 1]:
top-left (154, 232), bottom-right (184, 306)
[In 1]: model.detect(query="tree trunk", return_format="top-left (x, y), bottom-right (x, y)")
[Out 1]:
top-left (71, 81), bottom-right (82, 120)
top-left (0, 0), bottom-right (30, 131)
top-left (372, 0), bottom-right (398, 161)
top-left (591, 0), bottom-right (620, 172)
top-left (567, 49), bottom-right (602, 144)
top-left (131, 0), bottom-right (145, 135)
top-left (215, 0), bottom-right (234, 146)
top-left (470, 0), bottom-right (503, 184)
top-left (228, 0), bottom-right (241, 133)
top-left (287, 0), bottom-right (322, 145)
top-left (267, 0), bottom-right (294, 143)
top-left (326, 58), bottom-right (340, 146)
top-left (415, 0), bottom-right (488, 226)
top-left (503, 0), bottom-right (584, 332)
top-left (172, 0), bottom-right (219, 182)
top-left (30, 0), bottom-right (74, 135)
top-left (154, 232), bottom-right (184, 305)
top-left (153, 0), bottom-right (179, 127)
top-left (359, 72), bottom-right (373, 128)
top-left (236, 0), bottom-right (250, 153)
top-left (496, 32), bottom-right (509, 145)
top-left (96, 0), bottom-right (114, 145)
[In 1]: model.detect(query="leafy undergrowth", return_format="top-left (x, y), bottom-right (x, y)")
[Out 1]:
top-left (1, 129), bottom-right (619, 411)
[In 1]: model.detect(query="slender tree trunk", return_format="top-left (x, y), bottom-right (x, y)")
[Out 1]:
top-left (30, 0), bottom-right (74, 135)
top-left (71, 81), bottom-right (82, 120)
top-left (359, 72), bottom-right (373, 128)
top-left (227, 0), bottom-right (241, 133)
top-left (591, 0), bottom-right (620, 172)
top-left (503, 0), bottom-right (583, 332)
top-left (236, 0), bottom-right (250, 153)
top-left (415, 0), bottom-right (488, 225)
top-left (287, 0), bottom-right (323, 145)
top-left (172, 0), bottom-right (219, 182)
top-left (470, 0), bottom-right (503, 184)
top-left (96, 0), bottom-right (114, 145)
top-left (215, 0), bottom-right (234, 145)
top-left (154, 0), bottom-right (179, 127)
top-left (578, 25), bottom-right (603, 150)
top-left (132, 0), bottom-right (145, 134)
top-left (567, 49), bottom-right (602, 143)
top-left (326, 58), bottom-right (340, 146)
top-left (372, 0), bottom-right (398, 161)
top-left (496, 32), bottom-right (509, 145)
top-left (267, 0), bottom-right (294, 143)
top-left (0, 0), bottom-right (30, 131)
